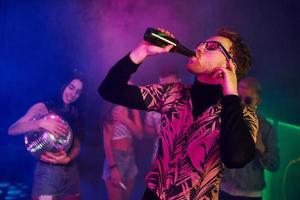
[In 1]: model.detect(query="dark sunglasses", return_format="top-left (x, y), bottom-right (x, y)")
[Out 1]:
top-left (196, 41), bottom-right (232, 60)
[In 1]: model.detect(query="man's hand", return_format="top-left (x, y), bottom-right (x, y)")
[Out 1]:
top-left (212, 59), bottom-right (238, 96)
top-left (129, 28), bottom-right (175, 64)
top-left (40, 151), bottom-right (71, 165)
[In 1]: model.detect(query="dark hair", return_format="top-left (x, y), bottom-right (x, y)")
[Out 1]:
top-left (61, 77), bottom-right (84, 92)
top-left (59, 69), bottom-right (85, 104)
top-left (44, 71), bottom-right (85, 141)
top-left (59, 77), bottom-right (84, 105)
top-left (217, 28), bottom-right (252, 80)
top-left (46, 73), bottom-right (85, 119)
top-left (63, 69), bottom-right (86, 90)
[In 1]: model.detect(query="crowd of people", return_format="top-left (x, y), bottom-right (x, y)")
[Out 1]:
top-left (8, 28), bottom-right (279, 200)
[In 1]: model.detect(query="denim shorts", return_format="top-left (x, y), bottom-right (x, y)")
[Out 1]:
top-left (32, 161), bottom-right (80, 197)
top-left (102, 149), bottom-right (138, 181)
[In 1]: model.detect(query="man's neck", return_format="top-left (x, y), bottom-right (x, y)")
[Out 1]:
top-left (191, 78), bottom-right (223, 120)
top-left (196, 75), bottom-right (220, 85)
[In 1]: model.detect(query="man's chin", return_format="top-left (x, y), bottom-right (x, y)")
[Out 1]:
top-left (186, 66), bottom-right (201, 76)
top-left (186, 67), bottom-right (194, 75)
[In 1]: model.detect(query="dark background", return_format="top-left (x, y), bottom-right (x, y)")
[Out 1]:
top-left (0, 0), bottom-right (299, 199)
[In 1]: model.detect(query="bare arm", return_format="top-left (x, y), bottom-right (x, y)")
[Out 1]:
top-left (103, 123), bottom-right (117, 166)
top-left (117, 109), bottom-right (143, 139)
top-left (68, 137), bottom-right (80, 161)
top-left (102, 122), bottom-right (123, 184)
top-left (40, 137), bottom-right (80, 165)
top-left (127, 109), bottom-right (143, 139)
top-left (8, 103), bottom-right (48, 135)
top-left (8, 102), bottom-right (68, 137)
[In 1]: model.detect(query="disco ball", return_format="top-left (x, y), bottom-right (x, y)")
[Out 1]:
top-left (24, 113), bottom-right (73, 159)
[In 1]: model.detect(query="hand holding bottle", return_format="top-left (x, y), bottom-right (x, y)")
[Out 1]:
top-left (129, 28), bottom-right (175, 64)
top-left (130, 27), bottom-right (195, 64)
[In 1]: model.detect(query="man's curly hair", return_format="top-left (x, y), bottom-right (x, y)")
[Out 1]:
top-left (217, 28), bottom-right (252, 80)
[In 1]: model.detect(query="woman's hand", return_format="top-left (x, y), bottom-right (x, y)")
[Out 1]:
top-left (112, 112), bottom-right (129, 125)
top-left (39, 118), bottom-right (68, 138)
top-left (112, 106), bottom-right (129, 124)
top-left (110, 167), bottom-right (123, 185)
top-left (129, 28), bottom-right (175, 64)
top-left (40, 151), bottom-right (71, 165)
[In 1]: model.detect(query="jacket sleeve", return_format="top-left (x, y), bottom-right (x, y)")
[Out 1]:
top-left (98, 54), bottom-right (147, 110)
top-left (99, 54), bottom-right (166, 112)
top-left (220, 95), bottom-right (258, 168)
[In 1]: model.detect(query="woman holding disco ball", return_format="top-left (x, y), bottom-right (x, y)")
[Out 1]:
top-left (8, 76), bottom-right (84, 200)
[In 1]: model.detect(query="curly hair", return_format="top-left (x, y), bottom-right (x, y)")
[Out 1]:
top-left (217, 28), bottom-right (252, 80)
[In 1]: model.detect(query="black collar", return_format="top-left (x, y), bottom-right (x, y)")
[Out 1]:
top-left (190, 79), bottom-right (223, 119)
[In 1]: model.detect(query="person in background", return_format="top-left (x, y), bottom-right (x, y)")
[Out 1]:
top-left (102, 103), bottom-right (143, 200)
top-left (8, 76), bottom-right (84, 200)
top-left (144, 65), bottom-right (181, 161)
top-left (219, 77), bottom-right (280, 200)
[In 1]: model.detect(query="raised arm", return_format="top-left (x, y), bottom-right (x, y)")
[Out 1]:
top-left (98, 32), bottom-right (173, 110)
top-left (128, 109), bottom-right (143, 139)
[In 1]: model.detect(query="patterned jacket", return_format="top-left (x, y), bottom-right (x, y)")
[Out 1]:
top-left (99, 54), bottom-right (258, 200)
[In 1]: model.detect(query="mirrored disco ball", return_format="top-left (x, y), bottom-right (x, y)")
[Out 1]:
top-left (24, 114), bottom-right (73, 159)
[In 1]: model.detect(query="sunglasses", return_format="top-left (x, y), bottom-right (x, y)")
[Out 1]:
top-left (196, 41), bottom-right (232, 60)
